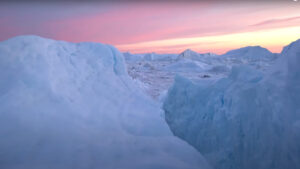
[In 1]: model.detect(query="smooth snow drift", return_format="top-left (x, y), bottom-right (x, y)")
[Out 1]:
top-left (163, 39), bottom-right (300, 169)
top-left (0, 36), bottom-right (211, 169)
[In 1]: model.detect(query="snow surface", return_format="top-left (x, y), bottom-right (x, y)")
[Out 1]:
top-left (163, 39), bottom-right (300, 169)
top-left (125, 47), bottom-right (276, 99)
top-left (0, 36), bottom-right (211, 169)
top-left (163, 59), bottom-right (205, 73)
top-left (123, 52), bottom-right (178, 62)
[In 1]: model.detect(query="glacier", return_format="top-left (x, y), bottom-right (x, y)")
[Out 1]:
top-left (163, 39), bottom-right (300, 169)
top-left (0, 36), bottom-right (212, 169)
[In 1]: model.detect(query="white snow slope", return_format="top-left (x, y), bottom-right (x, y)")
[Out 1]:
top-left (0, 36), bottom-right (211, 169)
top-left (163, 39), bottom-right (300, 169)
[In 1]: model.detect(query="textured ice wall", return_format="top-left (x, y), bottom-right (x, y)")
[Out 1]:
top-left (163, 39), bottom-right (300, 169)
top-left (0, 36), bottom-right (211, 169)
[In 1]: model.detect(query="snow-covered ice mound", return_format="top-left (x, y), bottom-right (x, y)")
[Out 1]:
top-left (123, 51), bottom-right (143, 62)
top-left (208, 65), bottom-right (231, 74)
top-left (150, 53), bottom-right (178, 61)
top-left (163, 39), bottom-right (300, 169)
top-left (124, 52), bottom-right (177, 62)
top-left (0, 36), bottom-right (211, 169)
top-left (220, 46), bottom-right (276, 61)
top-left (164, 59), bottom-right (206, 73)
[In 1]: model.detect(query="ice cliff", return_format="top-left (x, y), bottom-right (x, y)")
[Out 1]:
top-left (0, 36), bottom-right (210, 169)
top-left (163, 39), bottom-right (300, 169)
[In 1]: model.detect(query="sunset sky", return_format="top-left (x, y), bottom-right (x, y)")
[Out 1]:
top-left (1, 1), bottom-right (300, 54)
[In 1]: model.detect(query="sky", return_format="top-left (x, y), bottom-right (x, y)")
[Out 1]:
top-left (0, 1), bottom-right (300, 54)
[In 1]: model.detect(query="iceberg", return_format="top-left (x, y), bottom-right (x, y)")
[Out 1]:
top-left (176, 49), bottom-right (217, 61)
top-left (220, 46), bottom-right (275, 61)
